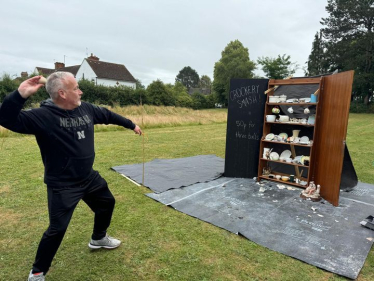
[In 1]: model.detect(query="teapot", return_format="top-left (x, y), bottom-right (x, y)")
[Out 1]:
top-left (272, 106), bottom-right (280, 114)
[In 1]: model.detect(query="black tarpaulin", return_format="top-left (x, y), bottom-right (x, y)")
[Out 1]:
top-left (147, 177), bottom-right (374, 279)
top-left (111, 155), bottom-right (224, 193)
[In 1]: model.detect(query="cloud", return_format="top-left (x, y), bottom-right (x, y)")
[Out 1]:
top-left (0, 0), bottom-right (328, 85)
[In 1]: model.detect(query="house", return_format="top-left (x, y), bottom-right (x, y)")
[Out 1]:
top-left (35, 54), bottom-right (136, 88)
top-left (188, 87), bottom-right (212, 95)
top-left (35, 62), bottom-right (80, 77)
top-left (75, 54), bottom-right (136, 88)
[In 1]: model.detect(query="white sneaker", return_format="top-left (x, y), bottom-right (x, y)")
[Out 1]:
top-left (88, 234), bottom-right (121, 249)
top-left (28, 270), bottom-right (45, 281)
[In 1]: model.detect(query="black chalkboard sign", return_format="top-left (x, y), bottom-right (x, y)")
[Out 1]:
top-left (224, 79), bottom-right (268, 178)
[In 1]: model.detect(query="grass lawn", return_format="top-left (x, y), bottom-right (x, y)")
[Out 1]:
top-left (0, 112), bottom-right (373, 280)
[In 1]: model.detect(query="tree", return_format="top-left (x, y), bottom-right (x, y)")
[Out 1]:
top-left (306, 32), bottom-right (329, 76)
top-left (257, 54), bottom-right (298, 79)
top-left (191, 92), bottom-right (208, 109)
top-left (135, 79), bottom-right (145, 89)
top-left (146, 79), bottom-right (175, 106)
top-left (175, 66), bottom-right (200, 90)
top-left (213, 40), bottom-right (256, 105)
top-left (0, 74), bottom-right (19, 102)
top-left (320, 0), bottom-right (374, 104)
top-left (198, 75), bottom-right (212, 89)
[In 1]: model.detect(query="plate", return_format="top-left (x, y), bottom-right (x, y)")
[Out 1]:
top-left (280, 149), bottom-right (291, 159)
top-left (270, 152), bottom-right (279, 161)
top-left (301, 156), bottom-right (310, 165)
top-left (265, 133), bottom-right (275, 140)
top-left (285, 98), bottom-right (299, 103)
top-left (293, 155), bottom-right (303, 164)
top-left (279, 132), bottom-right (288, 139)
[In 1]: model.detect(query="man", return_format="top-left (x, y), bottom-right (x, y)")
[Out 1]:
top-left (0, 72), bottom-right (142, 281)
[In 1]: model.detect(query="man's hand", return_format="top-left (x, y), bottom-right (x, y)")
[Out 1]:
top-left (133, 125), bottom-right (142, 136)
top-left (18, 76), bottom-right (45, 99)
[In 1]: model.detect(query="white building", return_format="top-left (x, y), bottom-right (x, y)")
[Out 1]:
top-left (35, 54), bottom-right (136, 88)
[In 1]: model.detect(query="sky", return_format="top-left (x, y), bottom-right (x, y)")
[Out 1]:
top-left (0, 0), bottom-right (329, 87)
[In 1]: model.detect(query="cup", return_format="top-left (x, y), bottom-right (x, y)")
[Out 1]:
top-left (290, 175), bottom-right (295, 182)
top-left (292, 130), bottom-right (300, 138)
top-left (311, 94), bottom-right (317, 103)
top-left (287, 107), bottom-right (294, 113)
top-left (304, 108), bottom-right (310, 114)
top-left (307, 114), bottom-right (315, 125)
top-left (263, 148), bottom-right (270, 158)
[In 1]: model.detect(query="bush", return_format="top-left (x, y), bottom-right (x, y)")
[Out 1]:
top-left (176, 95), bottom-right (193, 108)
top-left (1, 73), bottom-right (214, 109)
top-left (0, 74), bottom-right (19, 102)
top-left (350, 102), bottom-right (374, 113)
top-left (191, 92), bottom-right (207, 109)
top-left (147, 80), bottom-right (176, 106)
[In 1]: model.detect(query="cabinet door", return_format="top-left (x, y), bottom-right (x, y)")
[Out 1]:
top-left (313, 71), bottom-right (354, 206)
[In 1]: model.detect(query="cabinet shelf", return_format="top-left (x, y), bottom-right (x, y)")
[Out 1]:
top-left (258, 175), bottom-right (308, 189)
top-left (267, 102), bottom-right (318, 106)
top-left (261, 139), bottom-right (313, 147)
top-left (260, 158), bottom-right (310, 168)
top-left (265, 121), bottom-right (315, 127)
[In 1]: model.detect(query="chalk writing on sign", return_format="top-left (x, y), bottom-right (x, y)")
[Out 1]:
top-left (230, 85), bottom-right (261, 108)
top-left (235, 119), bottom-right (259, 140)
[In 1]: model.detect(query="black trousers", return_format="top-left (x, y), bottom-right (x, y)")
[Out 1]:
top-left (32, 172), bottom-right (115, 274)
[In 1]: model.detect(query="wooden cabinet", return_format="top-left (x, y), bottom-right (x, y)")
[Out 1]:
top-left (257, 76), bottom-right (322, 189)
top-left (257, 72), bottom-right (354, 206)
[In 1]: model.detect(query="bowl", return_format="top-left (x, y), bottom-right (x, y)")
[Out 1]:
top-left (279, 115), bottom-right (290, 122)
top-left (270, 152), bottom-right (279, 161)
top-left (269, 96), bottom-right (279, 103)
top-left (266, 115), bottom-right (276, 122)
top-left (281, 176), bottom-right (289, 181)
top-left (275, 175), bottom-right (281, 180)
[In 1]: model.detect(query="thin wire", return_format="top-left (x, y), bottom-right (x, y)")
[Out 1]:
top-left (140, 95), bottom-right (145, 187)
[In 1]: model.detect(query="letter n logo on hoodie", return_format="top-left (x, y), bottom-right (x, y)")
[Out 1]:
top-left (77, 130), bottom-right (85, 140)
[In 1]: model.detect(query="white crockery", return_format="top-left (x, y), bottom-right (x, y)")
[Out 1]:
top-left (266, 115), bottom-right (276, 122)
top-left (269, 96), bottom-right (280, 103)
top-left (270, 152), bottom-right (279, 161)
top-left (279, 115), bottom-right (290, 122)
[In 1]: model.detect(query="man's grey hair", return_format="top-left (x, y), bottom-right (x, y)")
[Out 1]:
top-left (46, 72), bottom-right (74, 100)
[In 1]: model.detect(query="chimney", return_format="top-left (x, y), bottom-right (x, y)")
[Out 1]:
top-left (87, 53), bottom-right (100, 61)
top-left (55, 62), bottom-right (65, 69)
top-left (21, 72), bottom-right (28, 78)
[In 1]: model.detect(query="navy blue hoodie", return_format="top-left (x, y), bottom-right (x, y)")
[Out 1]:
top-left (0, 90), bottom-right (136, 186)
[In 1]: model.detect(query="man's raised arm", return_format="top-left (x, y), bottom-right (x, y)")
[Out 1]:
top-left (18, 76), bottom-right (45, 99)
